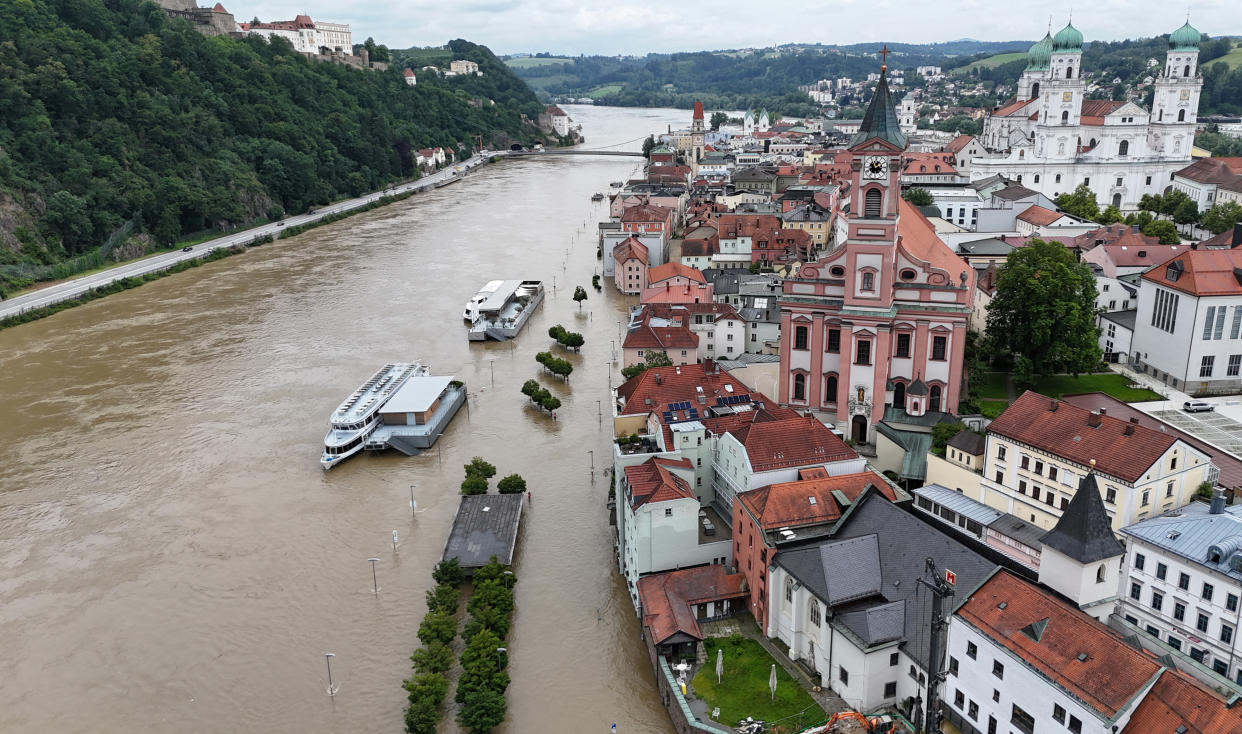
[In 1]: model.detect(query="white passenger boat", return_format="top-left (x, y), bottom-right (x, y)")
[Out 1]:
top-left (321, 363), bottom-right (425, 469)
top-left (464, 279), bottom-right (544, 341)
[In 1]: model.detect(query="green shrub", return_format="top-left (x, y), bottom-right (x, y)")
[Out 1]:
top-left (417, 610), bottom-right (458, 646)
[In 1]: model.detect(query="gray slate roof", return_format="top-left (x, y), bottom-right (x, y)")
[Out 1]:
top-left (838, 600), bottom-right (907, 647)
top-left (1121, 502), bottom-right (1242, 582)
top-left (991, 184), bottom-right (1040, 201)
top-left (777, 492), bottom-right (998, 668)
top-left (850, 70), bottom-right (907, 150)
top-left (947, 429), bottom-right (986, 455)
top-left (442, 493), bottom-right (525, 568)
top-left (1100, 310), bottom-right (1137, 331)
top-left (958, 238), bottom-right (1016, 256)
top-left (1039, 473), bottom-right (1124, 564)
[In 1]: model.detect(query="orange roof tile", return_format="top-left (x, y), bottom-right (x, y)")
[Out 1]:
top-left (957, 570), bottom-right (1161, 719)
top-left (638, 566), bottom-right (748, 644)
top-left (648, 262), bottom-right (707, 284)
top-left (992, 98), bottom-right (1035, 117)
top-left (1016, 204), bottom-right (1064, 226)
top-left (896, 199), bottom-right (975, 287)
top-left (945, 134), bottom-right (975, 153)
top-left (1122, 669), bottom-right (1242, 733)
top-left (621, 203), bottom-right (674, 224)
top-left (617, 363), bottom-right (750, 415)
top-left (1141, 248), bottom-right (1242, 297)
top-left (623, 323), bottom-right (698, 350)
top-left (731, 415), bottom-right (858, 472)
top-left (624, 457), bottom-right (696, 509)
top-left (739, 470), bottom-right (896, 530)
top-left (614, 238), bottom-right (649, 265)
top-left (987, 391), bottom-right (1177, 483)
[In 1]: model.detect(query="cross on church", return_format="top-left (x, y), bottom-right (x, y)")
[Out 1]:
top-left (879, 45), bottom-right (890, 70)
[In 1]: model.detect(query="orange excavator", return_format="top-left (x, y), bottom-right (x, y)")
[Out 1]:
top-left (823, 711), bottom-right (898, 732)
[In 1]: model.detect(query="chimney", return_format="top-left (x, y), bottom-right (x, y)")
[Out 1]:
top-left (1087, 411), bottom-right (1102, 428)
top-left (1130, 417), bottom-right (1140, 424)
top-left (1098, 408), bottom-right (1106, 416)
top-left (1211, 488), bottom-right (1227, 515)
top-left (1137, 251), bottom-right (1146, 258)
top-left (1124, 424), bottom-right (1134, 436)
top-left (1049, 399), bottom-right (1059, 412)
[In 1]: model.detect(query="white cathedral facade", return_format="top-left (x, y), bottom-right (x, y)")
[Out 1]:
top-left (973, 20), bottom-right (1204, 211)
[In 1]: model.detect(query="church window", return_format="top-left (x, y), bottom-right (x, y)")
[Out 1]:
top-left (1033, 175), bottom-right (1040, 183)
top-left (785, 577), bottom-right (794, 602)
top-left (794, 326), bottom-right (808, 350)
top-left (1058, 142), bottom-right (1066, 155)
top-left (1066, 65), bottom-right (1074, 79)
top-left (793, 373), bottom-right (806, 400)
top-left (809, 599), bottom-right (821, 626)
top-left (1097, 565), bottom-right (1107, 583)
top-left (900, 269), bottom-right (917, 281)
top-left (1017, 175), bottom-right (1023, 184)
top-left (1118, 140), bottom-right (1129, 156)
top-left (825, 374), bottom-right (838, 403)
top-left (1159, 110), bottom-right (1164, 122)
top-left (1184, 65), bottom-right (1191, 77)
top-left (864, 188), bottom-right (882, 218)
top-left (861, 272), bottom-right (875, 291)
top-left (929, 385), bottom-right (942, 412)
top-left (1178, 109), bottom-right (1186, 122)
top-left (932, 336), bottom-right (948, 361)
top-left (1061, 111), bottom-right (1069, 124)
top-left (827, 328), bottom-right (841, 353)
top-left (896, 333), bottom-right (911, 358)
top-left (1084, 177), bottom-right (1091, 186)
top-left (1055, 174), bottom-right (1062, 183)
top-left (1032, 82), bottom-right (1040, 97)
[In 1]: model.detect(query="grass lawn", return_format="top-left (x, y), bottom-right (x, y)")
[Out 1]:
top-left (1027, 373), bottom-right (1162, 402)
top-left (1207, 47), bottom-right (1242, 71)
top-left (979, 400), bottom-right (1009, 419)
top-left (977, 372), bottom-right (1010, 401)
top-left (586, 84), bottom-right (623, 98)
top-left (692, 636), bottom-right (826, 729)
top-left (505, 56), bottom-right (575, 69)
top-left (954, 51), bottom-right (1025, 74)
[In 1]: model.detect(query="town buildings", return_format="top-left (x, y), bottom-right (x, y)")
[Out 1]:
top-left (241, 14), bottom-right (353, 56)
top-left (974, 20), bottom-right (1205, 210)
top-left (776, 61), bottom-right (975, 444)
top-left (1132, 248), bottom-right (1242, 393)
top-left (976, 391), bottom-right (1216, 532)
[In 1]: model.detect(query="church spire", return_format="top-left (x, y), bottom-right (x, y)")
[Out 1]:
top-left (1039, 468), bottom-right (1123, 564)
top-left (850, 46), bottom-right (907, 150)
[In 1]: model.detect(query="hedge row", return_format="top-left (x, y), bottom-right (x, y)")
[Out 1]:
top-left (403, 559), bottom-right (466, 734)
top-left (457, 557), bottom-right (517, 734)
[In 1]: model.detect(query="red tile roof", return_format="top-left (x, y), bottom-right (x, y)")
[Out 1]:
top-left (992, 98), bottom-right (1035, 117)
top-left (1016, 204), bottom-right (1064, 226)
top-left (957, 570), bottom-right (1161, 718)
top-left (621, 203), bottom-right (674, 224)
top-left (639, 302), bottom-right (744, 322)
top-left (1175, 157), bottom-right (1242, 186)
top-left (638, 565), bottom-right (748, 645)
top-left (1072, 224), bottom-right (1162, 251)
top-left (987, 391), bottom-right (1178, 483)
top-left (1122, 669), bottom-right (1242, 733)
top-left (624, 457), bottom-right (696, 509)
top-left (945, 134), bottom-right (975, 153)
top-left (1079, 100), bottom-right (1125, 126)
top-left (614, 237), bottom-right (649, 265)
top-left (623, 323), bottom-right (698, 350)
top-left (617, 363), bottom-right (752, 416)
top-left (692, 101), bottom-right (704, 120)
top-left (1140, 248), bottom-right (1242, 297)
top-left (1088, 243), bottom-right (1185, 269)
top-left (739, 470), bottom-right (896, 530)
top-left (648, 262), bottom-right (707, 284)
top-left (731, 415), bottom-right (858, 472)
top-left (896, 199), bottom-right (975, 288)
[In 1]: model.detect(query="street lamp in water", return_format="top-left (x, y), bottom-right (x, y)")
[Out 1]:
top-left (324, 653), bottom-right (338, 696)
top-left (368, 558), bottom-right (381, 595)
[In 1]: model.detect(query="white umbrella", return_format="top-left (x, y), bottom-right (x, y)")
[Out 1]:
top-left (769, 663), bottom-right (777, 700)
top-left (716, 647), bottom-right (723, 684)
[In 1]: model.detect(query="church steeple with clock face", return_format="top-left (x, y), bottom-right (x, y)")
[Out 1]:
top-left (845, 47), bottom-right (905, 248)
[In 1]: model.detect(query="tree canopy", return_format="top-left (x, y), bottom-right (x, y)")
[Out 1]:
top-left (0, 1), bottom-right (542, 292)
top-left (1055, 185), bottom-right (1100, 222)
top-left (985, 238), bottom-right (1101, 384)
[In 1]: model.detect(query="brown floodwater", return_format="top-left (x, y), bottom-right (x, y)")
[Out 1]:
top-left (0, 105), bottom-right (688, 734)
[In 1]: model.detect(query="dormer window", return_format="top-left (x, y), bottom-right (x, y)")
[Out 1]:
top-left (1166, 261), bottom-right (1184, 282)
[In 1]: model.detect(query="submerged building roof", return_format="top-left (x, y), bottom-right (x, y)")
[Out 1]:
top-left (442, 493), bottom-right (525, 569)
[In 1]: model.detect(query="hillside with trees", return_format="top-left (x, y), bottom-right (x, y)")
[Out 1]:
top-left (0, 0), bottom-right (543, 294)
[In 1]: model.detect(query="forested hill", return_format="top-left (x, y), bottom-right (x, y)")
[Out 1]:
top-left (507, 41), bottom-right (1030, 115)
top-left (0, 0), bottom-right (542, 293)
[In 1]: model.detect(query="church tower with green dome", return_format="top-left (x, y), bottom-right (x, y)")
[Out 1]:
top-left (1016, 32), bottom-right (1053, 99)
top-left (1038, 21), bottom-right (1087, 132)
top-left (1149, 19), bottom-right (1202, 156)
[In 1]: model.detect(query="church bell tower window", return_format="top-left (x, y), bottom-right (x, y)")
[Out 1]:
top-left (864, 188), bottom-right (882, 218)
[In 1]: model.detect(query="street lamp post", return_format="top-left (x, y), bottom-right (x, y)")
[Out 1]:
top-left (324, 653), bottom-right (338, 696)
top-left (489, 359), bottom-right (495, 387)
top-left (409, 484), bottom-right (417, 517)
top-left (368, 558), bottom-right (381, 595)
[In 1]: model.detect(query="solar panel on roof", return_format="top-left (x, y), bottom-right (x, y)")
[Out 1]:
top-left (715, 397), bottom-right (728, 406)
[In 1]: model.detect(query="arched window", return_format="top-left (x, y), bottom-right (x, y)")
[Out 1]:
top-left (1118, 140), bottom-right (1129, 157)
top-left (809, 599), bottom-right (821, 627)
top-left (785, 577), bottom-right (794, 602)
top-left (892, 381), bottom-right (906, 408)
top-left (1178, 109), bottom-right (1186, 122)
top-left (1031, 82), bottom-right (1040, 97)
top-left (1017, 175), bottom-right (1023, 184)
top-left (1184, 64), bottom-right (1191, 77)
top-left (1066, 65), bottom-right (1074, 79)
top-left (1112, 193), bottom-right (1122, 208)
top-left (1033, 174), bottom-right (1040, 183)
top-left (929, 385), bottom-right (942, 412)
top-left (793, 373), bottom-right (806, 401)
top-left (1159, 110), bottom-right (1164, 122)
top-left (1061, 111), bottom-right (1069, 124)
top-left (825, 374), bottom-right (838, 404)
top-left (861, 271), bottom-right (875, 291)
top-left (1096, 564), bottom-right (1107, 583)
top-left (1055, 174), bottom-right (1062, 184)
top-left (864, 188), bottom-right (882, 218)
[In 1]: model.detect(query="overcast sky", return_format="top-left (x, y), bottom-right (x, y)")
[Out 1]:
top-left (242, 1), bottom-right (1239, 56)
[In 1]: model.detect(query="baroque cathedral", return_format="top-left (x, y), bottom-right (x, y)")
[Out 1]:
top-left (974, 20), bottom-right (1204, 210)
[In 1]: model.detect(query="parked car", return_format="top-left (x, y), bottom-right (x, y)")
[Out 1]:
top-left (1183, 400), bottom-right (1215, 413)
top-left (181, 246), bottom-right (193, 252)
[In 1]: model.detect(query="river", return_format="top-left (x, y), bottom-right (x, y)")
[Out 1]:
top-left (0, 105), bottom-right (690, 734)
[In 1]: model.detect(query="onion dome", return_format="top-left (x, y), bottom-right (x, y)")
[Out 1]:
top-left (1052, 22), bottom-right (1083, 52)
top-left (1169, 21), bottom-right (1201, 51)
top-left (1026, 33), bottom-right (1053, 70)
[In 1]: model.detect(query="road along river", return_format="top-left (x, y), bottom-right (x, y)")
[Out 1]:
top-left (0, 104), bottom-right (689, 733)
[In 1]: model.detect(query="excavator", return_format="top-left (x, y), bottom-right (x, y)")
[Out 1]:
top-left (820, 711), bottom-right (898, 733)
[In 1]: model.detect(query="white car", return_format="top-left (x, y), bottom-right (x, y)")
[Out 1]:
top-left (1183, 400), bottom-right (1215, 413)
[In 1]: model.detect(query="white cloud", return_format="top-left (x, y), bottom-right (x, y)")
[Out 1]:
top-left (237, 0), bottom-right (1241, 56)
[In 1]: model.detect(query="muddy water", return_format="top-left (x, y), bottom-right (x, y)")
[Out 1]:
top-left (0, 105), bottom-right (687, 733)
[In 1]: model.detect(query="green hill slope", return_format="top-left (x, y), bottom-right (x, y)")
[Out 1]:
top-left (0, 0), bottom-right (542, 293)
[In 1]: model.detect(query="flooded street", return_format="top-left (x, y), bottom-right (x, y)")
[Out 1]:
top-left (0, 105), bottom-right (687, 733)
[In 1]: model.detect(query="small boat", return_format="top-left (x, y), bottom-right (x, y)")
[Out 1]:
top-left (609, 181), bottom-right (622, 188)
top-left (465, 280), bottom-right (545, 341)
top-left (591, 193), bottom-right (605, 201)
